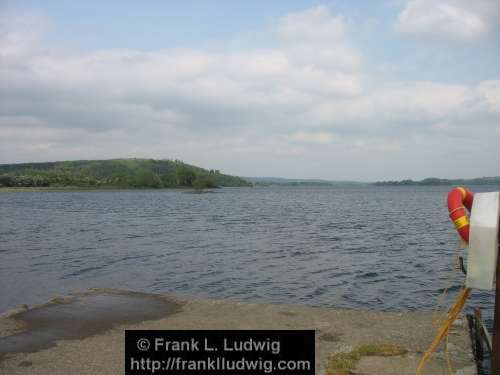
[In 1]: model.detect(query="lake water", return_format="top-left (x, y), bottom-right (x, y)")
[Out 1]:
top-left (1, 185), bottom-right (498, 323)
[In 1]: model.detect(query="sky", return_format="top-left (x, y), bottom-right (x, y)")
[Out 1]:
top-left (1, 0), bottom-right (499, 181)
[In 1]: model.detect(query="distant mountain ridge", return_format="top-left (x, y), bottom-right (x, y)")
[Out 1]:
top-left (245, 177), bottom-right (366, 186)
top-left (247, 176), bottom-right (500, 186)
top-left (0, 158), bottom-right (250, 189)
top-left (373, 176), bottom-right (500, 186)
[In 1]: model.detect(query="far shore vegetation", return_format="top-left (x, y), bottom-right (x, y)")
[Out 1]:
top-left (373, 176), bottom-right (500, 186)
top-left (1, 159), bottom-right (498, 191)
top-left (0, 159), bottom-right (251, 190)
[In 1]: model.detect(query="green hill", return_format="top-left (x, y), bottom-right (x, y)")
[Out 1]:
top-left (0, 159), bottom-right (251, 189)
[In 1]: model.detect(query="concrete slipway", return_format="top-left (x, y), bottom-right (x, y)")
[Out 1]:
top-left (0, 288), bottom-right (475, 375)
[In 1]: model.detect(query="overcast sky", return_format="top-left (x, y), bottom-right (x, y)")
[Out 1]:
top-left (1, 0), bottom-right (499, 180)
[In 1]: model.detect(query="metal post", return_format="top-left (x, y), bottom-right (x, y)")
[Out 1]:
top-left (475, 308), bottom-right (485, 362)
top-left (492, 233), bottom-right (500, 374)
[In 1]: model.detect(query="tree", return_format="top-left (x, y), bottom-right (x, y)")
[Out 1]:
top-left (176, 167), bottom-right (196, 186)
top-left (131, 171), bottom-right (162, 188)
top-left (0, 175), bottom-right (14, 187)
top-left (193, 175), bottom-right (217, 190)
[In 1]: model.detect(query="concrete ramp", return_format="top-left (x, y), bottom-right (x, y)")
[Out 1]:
top-left (0, 289), bottom-right (474, 375)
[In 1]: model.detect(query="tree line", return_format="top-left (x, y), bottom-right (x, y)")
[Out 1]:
top-left (0, 159), bottom-right (250, 189)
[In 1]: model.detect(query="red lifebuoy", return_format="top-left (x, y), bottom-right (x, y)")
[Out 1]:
top-left (447, 187), bottom-right (474, 243)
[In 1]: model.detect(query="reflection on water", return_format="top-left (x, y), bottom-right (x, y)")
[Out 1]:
top-left (0, 185), bottom-right (497, 322)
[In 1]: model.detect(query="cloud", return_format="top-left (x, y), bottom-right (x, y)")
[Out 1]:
top-left (0, 6), bottom-right (499, 179)
top-left (286, 131), bottom-right (335, 145)
top-left (307, 82), bottom-right (470, 131)
top-left (395, 0), bottom-right (500, 41)
top-left (0, 12), bottom-right (47, 57)
top-left (276, 6), bottom-right (346, 42)
top-left (0, 8), bottom-right (365, 142)
top-left (476, 80), bottom-right (500, 112)
top-left (276, 6), bottom-right (361, 71)
top-left (354, 138), bottom-right (401, 152)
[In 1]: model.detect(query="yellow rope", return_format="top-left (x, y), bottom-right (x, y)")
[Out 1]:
top-left (418, 205), bottom-right (471, 374)
top-left (433, 254), bottom-right (459, 326)
top-left (423, 240), bottom-right (468, 374)
top-left (434, 252), bottom-right (460, 375)
top-left (416, 286), bottom-right (471, 375)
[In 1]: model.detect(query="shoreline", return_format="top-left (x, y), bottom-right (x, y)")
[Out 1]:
top-left (0, 186), bottom-right (225, 193)
top-left (0, 288), bottom-right (475, 375)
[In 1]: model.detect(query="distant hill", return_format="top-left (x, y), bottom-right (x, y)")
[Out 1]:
top-left (245, 177), bottom-right (366, 186)
top-left (373, 177), bottom-right (500, 186)
top-left (0, 159), bottom-right (251, 189)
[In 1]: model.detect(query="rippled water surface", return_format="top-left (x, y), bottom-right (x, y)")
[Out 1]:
top-left (1, 185), bottom-right (498, 320)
